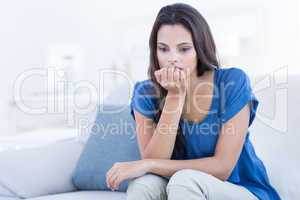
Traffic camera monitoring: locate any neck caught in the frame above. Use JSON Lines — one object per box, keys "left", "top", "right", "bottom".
{"left": 186, "top": 70, "right": 211, "bottom": 95}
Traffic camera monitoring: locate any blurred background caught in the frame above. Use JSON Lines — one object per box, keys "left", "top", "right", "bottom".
{"left": 0, "top": 0, "right": 299, "bottom": 140}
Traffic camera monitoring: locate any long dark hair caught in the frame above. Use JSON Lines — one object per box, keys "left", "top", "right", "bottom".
{"left": 147, "top": 3, "right": 220, "bottom": 159}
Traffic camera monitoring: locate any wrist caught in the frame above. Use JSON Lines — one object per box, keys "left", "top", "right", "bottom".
{"left": 142, "top": 159, "right": 156, "bottom": 173}
{"left": 167, "top": 89, "right": 186, "bottom": 97}
{"left": 166, "top": 91, "right": 186, "bottom": 102}
{"left": 166, "top": 92, "right": 186, "bottom": 109}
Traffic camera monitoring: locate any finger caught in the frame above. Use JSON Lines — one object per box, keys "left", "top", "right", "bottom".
{"left": 174, "top": 68, "right": 180, "bottom": 83}
{"left": 154, "top": 70, "right": 161, "bottom": 83}
{"left": 179, "top": 70, "right": 186, "bottom": 83}
{"left": 161, "top": 68, "right": 168, "bottom": 84}
{"left": 106, "top": 168, "right": 113, "bottom": 186}
{"left": 106, "top": 169, "right": 113, "bottom": 188}
{"left": 108, "top": 169, "right": 119, "bottom": 189}
{"left": 185, "top": 67, "right": 191, "bottom": 76}
{"left": 111, "top": 174, "right": 123, "bottom": 190}
{"left": 106, "top": 166, "right": 118, "bottom": 188}
{"left": 167, "top": 67, "right": 173, "bottom": 83}
{"left": 110, "top": 173, "right": 119, "bottom": 191}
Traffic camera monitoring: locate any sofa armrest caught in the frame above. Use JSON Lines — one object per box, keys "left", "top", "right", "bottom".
{"left": 0, "top": 138, "right": 84, "bottom": 198}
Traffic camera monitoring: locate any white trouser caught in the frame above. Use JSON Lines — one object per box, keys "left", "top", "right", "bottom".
{"left": 126, "top": 169, "right": 258, "bottom": 200}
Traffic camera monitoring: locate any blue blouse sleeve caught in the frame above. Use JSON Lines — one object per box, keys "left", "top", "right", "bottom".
{"left": 219, "top": 68, "right": 259, "bottom": 127}
{"left": 130, "top": 80, "right": 159, "bottom": 121}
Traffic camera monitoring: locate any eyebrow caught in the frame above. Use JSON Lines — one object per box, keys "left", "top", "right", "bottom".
{"left": 157, "top": 42, "right": 193, "bottom": 46}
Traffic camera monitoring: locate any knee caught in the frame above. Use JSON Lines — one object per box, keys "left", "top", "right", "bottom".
{"left": 127, "top": 174, "right": 167, "bottom": 200}
{"left": 166, "top": 169, "right": 213, "bottom": 198}
{"left": 168, "top": 169, "right": 212, "bottom": 186}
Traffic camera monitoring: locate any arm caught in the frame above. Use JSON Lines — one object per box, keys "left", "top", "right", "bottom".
{"left": 145, "top": 103, "right": 250, "bottom": 181}
{"left": 135, "top": 66, "right": 187, "bottom": 159}
{"left": 135, "top": 92, "right": 185, "bottom": 159}
{"left": 106, "top": 103, "right": 251, "bottom": 191}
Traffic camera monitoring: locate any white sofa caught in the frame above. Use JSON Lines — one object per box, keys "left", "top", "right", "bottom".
{"left": 0, "top": 72, "right": 299, "bottom": 199}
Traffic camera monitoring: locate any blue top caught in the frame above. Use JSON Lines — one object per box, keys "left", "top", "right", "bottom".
{"left": 130, "top": 67, "right": 281, "bottom": 200}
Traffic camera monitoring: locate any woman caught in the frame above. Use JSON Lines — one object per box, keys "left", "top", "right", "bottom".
{"left": 106, "top": 3, "right": 281, "bottom": 200}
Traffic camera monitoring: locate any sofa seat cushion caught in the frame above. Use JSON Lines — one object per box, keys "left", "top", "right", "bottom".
{"left": 27, "top": 191, "right": 126, "bottom": 200}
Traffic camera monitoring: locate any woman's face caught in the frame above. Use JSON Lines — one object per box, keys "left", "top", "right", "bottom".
{"left": 156, "top": 24, "right": 198, "bottom": 77}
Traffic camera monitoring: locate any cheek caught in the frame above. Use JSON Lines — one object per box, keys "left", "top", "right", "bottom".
{"left": 182, "top": 52, "right": 197, "bottom": 69}
{"left": 156, "top": 51, "right": 168, "bottom": 68}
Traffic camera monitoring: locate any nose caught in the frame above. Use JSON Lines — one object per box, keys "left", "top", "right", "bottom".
{"left": 167, "top": 52, "right": 179, "bottom": 65}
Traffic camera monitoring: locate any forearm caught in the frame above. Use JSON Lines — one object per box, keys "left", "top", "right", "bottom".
{"left": 143, "top": 92, "right": 185, "bottom": 159}
{"left": 145, "top": 157, "right": 230, "bottom": 181}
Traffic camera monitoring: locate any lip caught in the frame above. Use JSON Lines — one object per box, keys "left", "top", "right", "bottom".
{"left": 169, "top": 65, "right": 182, "bottom": 70}
{"left": 163, "top": 64, "right": 184, "bottom": 70}
{"left": 174, "top": 66, "right": 184, "bottom": 70}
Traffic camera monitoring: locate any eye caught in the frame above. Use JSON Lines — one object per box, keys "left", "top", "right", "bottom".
{"left": 158, "top": 46, "right": 167, "bottom": 52}
{"left": 180, "top": 47, "right": 191, "bottom": 52}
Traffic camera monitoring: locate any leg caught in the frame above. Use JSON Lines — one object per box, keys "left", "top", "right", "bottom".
{"left": 126, "top": 173, "right": 168, "bottom": 200}
{"left": 166, "top": 169, "right": 258, "bottom": 200}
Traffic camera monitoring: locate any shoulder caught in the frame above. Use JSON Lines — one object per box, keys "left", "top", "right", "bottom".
{"left": 130, "top": 79, "right": 159, "bottom": 120}
{"left": 133, "top": 79, "right": 159, "bottom": 96}
{"left": 217, "top": 67, "right": 250, "bottom": 89}
{"left": 217, "top": 67, "right": 259, "bottom": 126}
{"left": 218, "top": 67, "right": 249, "bottom": 83}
